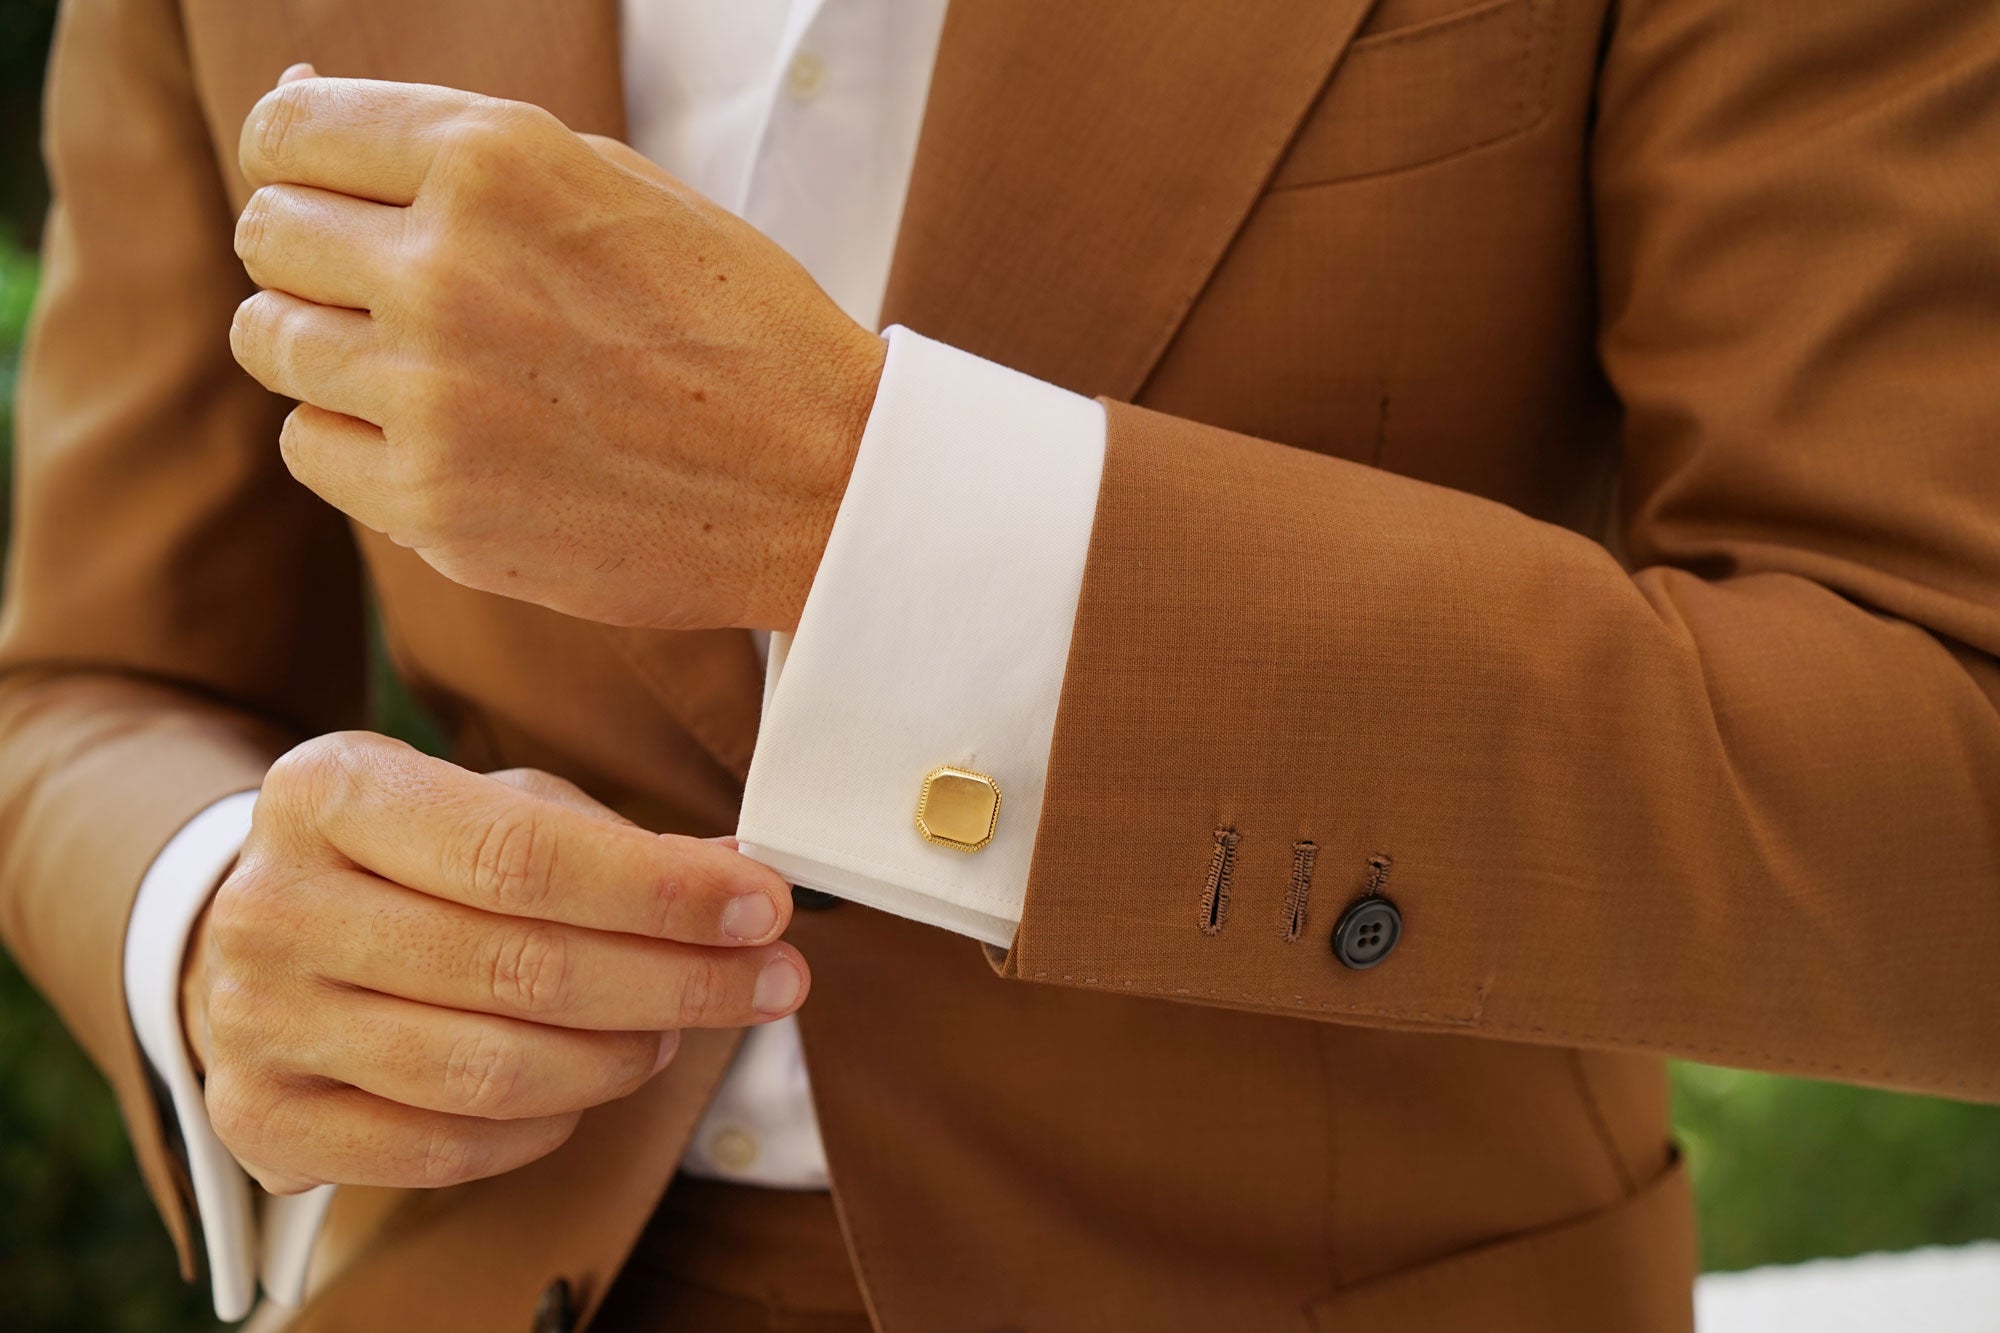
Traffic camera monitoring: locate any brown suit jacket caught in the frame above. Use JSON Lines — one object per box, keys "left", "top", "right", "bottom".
{"left": 7, "top": 0, "right": 2000, "bottom": 1327}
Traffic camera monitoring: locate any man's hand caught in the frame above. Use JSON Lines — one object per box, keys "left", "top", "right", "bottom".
{"left": 179, "top": 731, "right": 806, "bottom": 1195}
{"left": 228, "top": 73, "right": 886, "bottom": 633}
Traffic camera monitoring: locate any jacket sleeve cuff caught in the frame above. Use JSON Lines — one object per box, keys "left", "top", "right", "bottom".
{"left": 737, "top": 326, "right": 1106, "bottom": 947}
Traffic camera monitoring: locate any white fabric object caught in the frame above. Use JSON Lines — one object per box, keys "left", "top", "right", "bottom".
{"left": 124, "top": 792, "right": 263, "bottom": 1322}
{"left": 739, "top": 327, "right": 1105, "bottom": 945}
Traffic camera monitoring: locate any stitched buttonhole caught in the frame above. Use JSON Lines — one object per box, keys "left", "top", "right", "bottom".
{"left": 1363, "top": 854, "right": 1393, "bottom": 897}
{"left": 1200, "top": 827, "right": 1239, "bottom": 936}
{"left": 1281, "top": 840, "right": 1318, "bottom": 942}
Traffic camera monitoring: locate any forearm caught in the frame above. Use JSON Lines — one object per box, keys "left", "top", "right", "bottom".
{"left": 1001, "top": 402, "right": 2000, "bottom": 1100}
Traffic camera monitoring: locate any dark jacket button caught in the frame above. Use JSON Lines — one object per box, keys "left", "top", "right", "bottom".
{"left": 1332, "top": 897, "right": 1402, "bottom": 970}
{"left": 532, "top": 1278, "right": 574, "bottom": 1333}
{"left": 791, "top": 885, "right": 843, "bottom": 911}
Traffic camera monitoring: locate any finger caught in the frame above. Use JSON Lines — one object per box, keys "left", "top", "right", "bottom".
{"left": 275, "top": 403, "right": 409, "bottom": 536}
{"left": 296, "top": 987, "right": 672, "bottom": 1120}
{"left": 485, "top": 769, "right": 638, "bottom": 828}
{"left": 207, "top": 1070, "right": 578, "bottom": 1192}
{"left": 279, "top": 63, "right": 318, "bottom": 86}
{"left": 237, "top": 183, "right": 406, "bottom": 311}
{"left": 232, "top": 290, "right": 389, "bottom": 423}
{"left": 310, "top": 867, "right": 807, "bottom": 1024}
{"left": 271, "top": 735, "right": 792, "bottom": 943}
{"left": 240, "top": 77, "right": 490, "bottom": 202}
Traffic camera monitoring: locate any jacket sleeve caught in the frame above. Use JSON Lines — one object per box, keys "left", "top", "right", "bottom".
{"left": 1001, "top": 0, "right": 2000, "bottom": 1102}
{"left": 0, "top": 0, "right": 365, "bottom": 1274}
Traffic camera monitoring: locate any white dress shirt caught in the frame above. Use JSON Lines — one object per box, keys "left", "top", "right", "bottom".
{"left": 124, "top": 0, "right": 1108, "bottom": 1317}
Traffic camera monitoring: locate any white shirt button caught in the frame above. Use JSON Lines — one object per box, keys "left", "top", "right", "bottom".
{"left": 708, "top": 1127, "right": 760, "bottom": 1173}
{"left": 786, "top": 49, "right": 828, "bottom": 101}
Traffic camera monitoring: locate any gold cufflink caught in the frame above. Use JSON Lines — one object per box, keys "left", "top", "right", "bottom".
{"left": 916, "top": 766, "right": 1001, "bottom": 852}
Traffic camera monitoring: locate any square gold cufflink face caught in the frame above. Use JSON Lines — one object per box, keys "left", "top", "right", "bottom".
{"left": 916, "top": 766, "right": 1001, "bottom": 852}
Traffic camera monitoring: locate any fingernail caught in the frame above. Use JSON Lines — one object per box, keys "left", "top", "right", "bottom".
{"left": 721, "top": 892, "right": 778, "bottom": 942}
{"left": 652, "top": 1030, "right": 681, "bottom": 1074}
{"left": 753, "top": 957, "right": 803, "bottom": 1015}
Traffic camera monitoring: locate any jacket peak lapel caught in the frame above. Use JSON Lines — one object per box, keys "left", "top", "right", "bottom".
{"left": 882, "top": 0, "right": 1382, "bottom": 402}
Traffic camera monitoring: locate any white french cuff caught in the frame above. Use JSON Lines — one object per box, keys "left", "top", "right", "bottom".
{"left": 123, "top": 789, "right": 335, "bottom": 1320}
{"left": 737, "top": 326, "right": 1107, "bottom": 947}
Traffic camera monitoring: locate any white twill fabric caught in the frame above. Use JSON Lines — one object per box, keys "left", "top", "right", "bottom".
{"left": 739, "top": 328, "right": 1105, "bottom": 948}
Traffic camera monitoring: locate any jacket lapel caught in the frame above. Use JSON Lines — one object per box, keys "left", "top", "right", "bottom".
{"left": 881, "top": 0, "right": 1383, "bottom": 401}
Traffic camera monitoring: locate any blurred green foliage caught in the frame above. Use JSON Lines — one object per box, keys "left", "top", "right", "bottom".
{"left": 1677, "top": 1064, "right": 2000, "bottom": 1272}
{"left": 0, "top": 954, "right": 220, "bottom": 1332}
{"left": 1, "top": 4, "right": 1999, "bottom": 1319}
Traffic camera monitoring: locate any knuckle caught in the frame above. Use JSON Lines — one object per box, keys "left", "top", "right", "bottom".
{"left": 414, "top": 1124, "right": 484, "bottom": 1187}
{"left": 674, "top": 954, "right": 726, "bottom": 1024}
{"left": 277, "top": 405, "right": 311, "bottom": 474}
{"left": 442, "top": 1029, "right": 524, "bottom": 1117}
{"left": 432, "top": 112, "right": 513, "bottom": 189}
{"left": 267, "top": 731, "right": 381, "bottom": 829}
{"left": 204, "top": 1069, "right": 278, "bottom": 1154}
{"left": 208, "top": 862, "right": 301, "bottom": 967}
{"left": 205, "top": 877, "right": 263, "bottom": 960}
{"left": 427, "top": 102, "right": 563, "bottom": 202}
{"left": 268, "top": 731, "right": 358, "bottom": 797}
{"left": 234, "top": 190, "right": 274, "bottom": 264}
{"left": 255, "top": 88, "right": 308, "bottom": 174}
{"left": 200, "top": 972, "right": 261, "bottom": 1039}
{"left": 230, "top": 292, "right": 273, "bottom": 362}
{"left": 399, "top": 233, "right": 462, "bottom": 313}
{"left": 469, "top": 808, "right": 557, "bottom": 915}
{"left": 206, "top": 1071, "right": 327, "bottom": 1192}
{"left": 486, "top": 924, "right": 572, "bottom": 1015}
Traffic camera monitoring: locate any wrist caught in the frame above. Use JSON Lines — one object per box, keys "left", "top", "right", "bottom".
{"left": 761, "top": 327, "right": 887, "bottom": 633}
